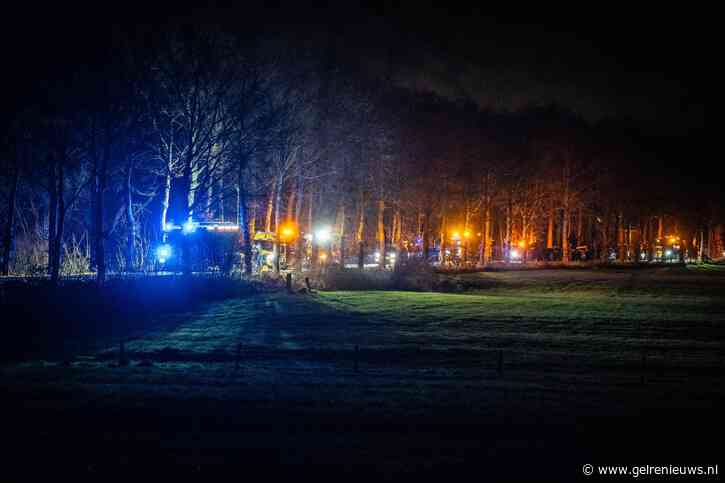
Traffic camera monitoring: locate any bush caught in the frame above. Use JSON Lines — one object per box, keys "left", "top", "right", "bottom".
{"left": 321, "top": 266, "right": 393, "bottom": 291}
{"left": 320, "top": 258, "right": 438, "bottom": 292}
{"left": 391, "top": 258, "right": 438, "bottom": 291}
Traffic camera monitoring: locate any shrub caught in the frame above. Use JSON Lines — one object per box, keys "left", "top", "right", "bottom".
{"left": 319, "top": 258, "right": 438, "bottom": 292}
{"left": 391, "top": 258, "right": 438, "bottom": 291}
{"left": 321, "top": 266, "right": 393, "bottom": 291}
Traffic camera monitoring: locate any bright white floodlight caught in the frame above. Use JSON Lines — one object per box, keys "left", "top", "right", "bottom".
{"left": 315, "top": 226, "right": 332, "bottom": 243}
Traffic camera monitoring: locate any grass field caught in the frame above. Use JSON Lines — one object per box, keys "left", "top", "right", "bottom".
{"left": 3, "top": 266, "right": 724, "bottom": 479}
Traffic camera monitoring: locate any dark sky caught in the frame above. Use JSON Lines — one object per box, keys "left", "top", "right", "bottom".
{"left": 2, "top": 4, "right": 704, "bottom": 138}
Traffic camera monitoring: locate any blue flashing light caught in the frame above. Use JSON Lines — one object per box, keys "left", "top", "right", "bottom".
{"left": 156, "top": 244, "right": 172, "bottom": 263}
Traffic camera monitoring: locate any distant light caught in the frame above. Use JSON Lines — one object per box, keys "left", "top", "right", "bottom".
{"left": 156, "top": 244, "right": 172, "bottom": 263}
{"left": 451, "top": 231, "right": 461, "bottom": 241}
{"left": 164, "top": 222, "right": 176, "bottom": 232}
{"left": 315, "top": 226, "right": 331, "bottom": 243}
{"left": 374, "top": 251, "right": 381, "bottom": 261}
{"left": 665, "top": 250, "right": 673, "bottom": 257}
{"left": 266, "top": 253, "right": 275, "bottom": 264}
{"left": 464, "top": 230, "right": 471, "bottom": 239}
{"left": 518, "top": 240, "right": 526, "bottom": 248}
{"left": 183, "top": 220, "right": 197, "bottom": 234}
{"left": 319, "top": 252, "right": 327, "bottom": 261}
{"left": 510, "top": 249, "right": 521, "bottom": 260}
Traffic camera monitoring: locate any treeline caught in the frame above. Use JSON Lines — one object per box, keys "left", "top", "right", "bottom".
{"left": 0, "top": 26, "right": 721, "bottom": 281}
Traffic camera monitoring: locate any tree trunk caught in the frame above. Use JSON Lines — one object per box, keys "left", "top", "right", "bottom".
{"left": 50, "top": 157, "right": 65, "bottom": 284}
{"left": 161, "top": 169, "right": 172, "bottom": 233}
{"left": 338, "top": 202, "right": 346, "bottom": 265}
{"left": 93, "top": 123, "right": 108, "bottom": 284}
{"left": 617, "top": 212, "right": 625, "bottom": 262}
{"left": 357, "top": 190, "right": 365, "bottom": 270}
{"left": 485, "top": 203, "right": 492, "bottom": 263}
{"left": 272, "top": 177, "right": 283, "bottom": 274}
{"left": 439, "top": 212, "right": 447, "bottom": 266}
{"left": 181, "top": 153, "right": 193, "bottom": 275}
{"left": 377, "top": 198, "right": 385, "bottom": 268}
{"left": 47, "top": 155, "right": 58, "bottom": 282}
{"left": 423, "top": 207, "right": 431, "bottom": 263}
{"left": 287, "top": 190, "right": 296, "bottom": 222}
{"left": 238, "top": 172, "right": 253, "bottom": 276}
{"left": 546, "top": 206, "right": 554, "bottom": 250}
{"left": 218, "top": 171, "right": 225, "bottom": 221}
{"left": 576, "top": 206, "right": 583, "bottom": 246}
{"left": 161, "top": 129, "right": 173, "bottom": 232}
{"left": 125, "top": 165, "right": 136, "bottom": 272}
{"left": 1, "top": 161, "right": 19, "bottom": 276}
{"left": 463, "top": 201, "right": 471, "bottom": 264}
{"left": 264, "top": 183, "right": 275, "bottom": 233}
{"left": 479, "top": 174, "right": 491, "bottom": 266}
{"left": 309, "top": 191, "right": 318, "bottom": 272}
{"left": 561, "top": 157, "right": 571, "bottom": 264}
{"left": 522, "top": 214, "right": 528, "bottom": 263}
{"left": 294, "top": 184, "right": 304, "bottom": 272}
{"left": 188, "top": 158, "right": 199, "bottom": 222}
{"left": 505, "top": 191, "right": 512, "bottom": 262}
{"left": 391, "top": 209, "right": 398, "bottom": 249}
{"left": 249, "top": 201, "right": 257, "bottom": 237}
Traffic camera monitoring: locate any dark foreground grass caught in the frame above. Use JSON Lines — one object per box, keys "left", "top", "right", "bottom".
{"left": 3, "top": 268, "right": 724, "bottom": 480}
{"left": 0, "top": 275, "right": 266, "bottom": 361}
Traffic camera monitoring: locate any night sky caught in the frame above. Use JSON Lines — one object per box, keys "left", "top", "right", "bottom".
{"left": 3, "top": 4, "right": 704, "bottom": 144}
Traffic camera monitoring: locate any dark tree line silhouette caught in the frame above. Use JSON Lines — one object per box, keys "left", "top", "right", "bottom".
{"left": 0, "top": 25, "right": 720, "bottom": 281}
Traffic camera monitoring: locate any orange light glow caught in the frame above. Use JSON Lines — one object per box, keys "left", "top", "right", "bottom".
{"left": 464, "top": 230, "right": 471, "bottom": 239}
{"left": 278, "top": 222, "right": 299, "bottom": 242}
{"left": 518, "top": 240, "right": 526, "bottom": 248}
{"left": 319, "top": 252, "right": 327, "bottom": 261}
